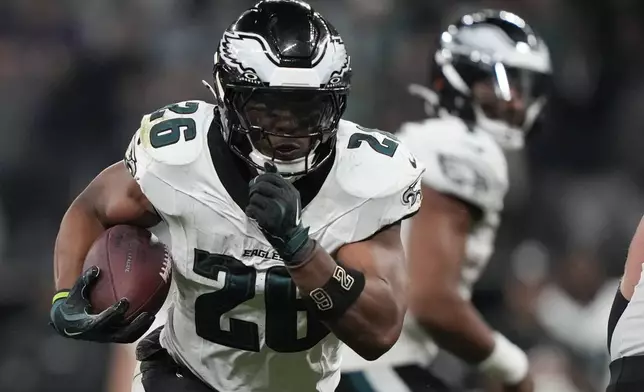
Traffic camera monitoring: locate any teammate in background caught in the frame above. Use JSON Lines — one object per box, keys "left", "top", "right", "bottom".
{"left": 48, "top": 1, "right": 424, "bottom": 391}
{"left": 607, "top": 216, "right": 644, "bottom": 391}
{"left": 340, "top": 10, "right": 552, "bottom": 392}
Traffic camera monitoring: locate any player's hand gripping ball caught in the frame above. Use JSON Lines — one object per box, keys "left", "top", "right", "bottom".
{"left": 245, "top": 163, "right": 314, "bottom": 265}
{"left": 50, "top": 225, "right": 171, "bottom": 343}
{"left": 50, "top": 266, "right": 155, "bottom": 343}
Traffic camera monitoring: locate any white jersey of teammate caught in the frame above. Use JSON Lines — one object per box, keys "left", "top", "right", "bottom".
{"left": 125, "top": 100, "right": 423, "bottom": 392}
{"left": 342, "top": 113, "right": 509, "bottom": 372}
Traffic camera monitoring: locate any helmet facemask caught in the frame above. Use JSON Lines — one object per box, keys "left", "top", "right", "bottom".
{"left": 214, "top": 63, "right": 348, "bottom": 178}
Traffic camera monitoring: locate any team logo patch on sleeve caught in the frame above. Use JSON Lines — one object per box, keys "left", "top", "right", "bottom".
{"left": 401, "top": 178, "right": 422, "bottom": 207}
{"left": 124, "top": 137, "right": 138, "bottom": 177}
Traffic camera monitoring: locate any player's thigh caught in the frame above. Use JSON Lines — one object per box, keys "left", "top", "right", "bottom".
{"left": 338, "top": 365, "right": 454, "bottom": 392}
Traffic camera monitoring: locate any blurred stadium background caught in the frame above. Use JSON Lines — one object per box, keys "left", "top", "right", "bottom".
{"left": 2, "top": 0, "right": 643, "bottom": 391}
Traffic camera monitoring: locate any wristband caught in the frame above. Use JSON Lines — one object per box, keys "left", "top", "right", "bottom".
{"left": 478, "top": 332, "right": 529, "bottom": 385}
{"left": 306, "top": 261, "right": 365, "bottom": 321}
{"left": 52, "top": 289, "right": 70, "bottom": 304}
{"left": 50, "top": 289, "right": 71, "bottom": 334}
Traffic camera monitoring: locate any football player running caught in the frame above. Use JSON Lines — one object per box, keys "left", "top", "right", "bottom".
{"left": 340, "top": 10, "right": 552, "bottom": 392}
{"left": 48, "top": 1, "right": 424, "bottom": 391}
{"left": 607, "top": 216, "right": 644, "bottom": 391}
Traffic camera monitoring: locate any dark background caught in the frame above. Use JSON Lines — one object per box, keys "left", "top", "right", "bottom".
{"left": 2, "top": 0, "right": 642, "bottom": 391}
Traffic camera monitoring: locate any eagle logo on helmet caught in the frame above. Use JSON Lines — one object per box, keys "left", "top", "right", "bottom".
{"left": 218, "top": 31, "right": 274, "bottom": 83}
{"left": 219, "top": 30, "right": 350, "bottom": 87}
{"left": 326, "top": 36, "right": 350, "bottom": 87}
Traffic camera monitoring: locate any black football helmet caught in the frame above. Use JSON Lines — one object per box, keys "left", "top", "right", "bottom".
{"left": 211, "top": 0, "right": 351, "bottom": 178}
{"left": 425, "top": 10, "right": 551, "bottom": 149}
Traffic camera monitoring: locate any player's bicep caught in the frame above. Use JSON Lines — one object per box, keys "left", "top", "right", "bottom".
{"left": 621, "top": 216, "right": 644, "bottom": 299}
{"left": 79, "top": 162, "right": 160, "bottom": 228}
{"left": 336, "top": 224, "right": 406, "bottom": 302}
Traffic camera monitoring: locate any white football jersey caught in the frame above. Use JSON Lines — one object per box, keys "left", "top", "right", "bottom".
{"left": 342, "top": 114, "right": 509, "bottom": 373}
{"left": 124, "top": 100, "right": 424, "bottom": 392}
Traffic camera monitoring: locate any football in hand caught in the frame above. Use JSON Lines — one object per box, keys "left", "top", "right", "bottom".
{"left": 83, "top": 225, "right": 171, "bottom": 322}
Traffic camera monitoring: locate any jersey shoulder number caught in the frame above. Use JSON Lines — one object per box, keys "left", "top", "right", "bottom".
{"left": 137, "top": 100, "right": 214, "bottom": 166}
{"left": 335, "top": 120, "right": 425, "bottom": 200}
{"left": 124, "top": 100, "right": 214, "bottom": 216}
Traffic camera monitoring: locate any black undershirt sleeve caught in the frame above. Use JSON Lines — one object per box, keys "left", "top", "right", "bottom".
{"left": 608, "top": 286, "right": 630, "bottom": 354}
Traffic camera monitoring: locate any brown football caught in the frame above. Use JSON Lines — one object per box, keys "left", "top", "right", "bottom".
{"left": 83, "top": 225, "right": 171, "bottom": 322}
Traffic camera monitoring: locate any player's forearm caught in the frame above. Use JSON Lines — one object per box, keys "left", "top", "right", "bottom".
{"left": 54, "top": 197, "right": 106, "bottom": 290}
{"left": 326, "top": 277, "right": 402, "bottom": 360}
{"left": 288, "top": 244, "right": 402, "bottom": 360}
{"left": 410, "top": 288, "right": 495, "bottom": 363}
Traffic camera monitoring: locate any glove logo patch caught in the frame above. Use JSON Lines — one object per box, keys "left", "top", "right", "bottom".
{"left": 295, "top": 197, "right": 301, "bottom": 226}
{"left": 64, "top": 329, "right": 84, "bottom": 337}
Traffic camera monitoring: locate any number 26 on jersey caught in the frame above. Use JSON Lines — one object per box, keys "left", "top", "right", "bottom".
{"left": 193, "top": 250, "right": 330, "bottom": 353}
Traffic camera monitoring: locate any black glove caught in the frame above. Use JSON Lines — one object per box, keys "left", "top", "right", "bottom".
{"left": 245, "top": 163, "right": 315, "bottom": 265}
{"left": 50, "top": 266, "right": 155, "bottom": 344}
